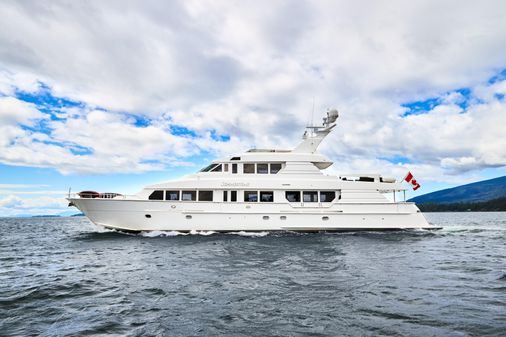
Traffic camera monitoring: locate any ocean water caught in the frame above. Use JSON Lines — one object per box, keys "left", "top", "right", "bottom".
{"left": 0, "top": 213, "right": 505, "bottom": 337}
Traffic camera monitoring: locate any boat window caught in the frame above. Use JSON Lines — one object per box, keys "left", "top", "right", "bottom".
{"left": 210, "top": 164, "right": 222, "bottom": 172}
{"left": 270, "top": 163, "right": 282, "bottom": 174}
{"left": 244, "top": 191, "right": 258, "bottom": 202}
{"left": 231, "top": 191, "right": 237, "bottom": 202}
{"left": 231, "top": 156, "right": 241, "bottom": 161}
{"left": 285, "top": 191, "right": 301, "bottom": 202}
{"left": 223, "top": 190, "right": 228, "bottom": 202}
{"left": 319, "top": 191, "right": 335, "bottom": 202}
{"left": 166, "top": 190, "right": 180, "bottom": 201}
{"left": 260, "top": 191, "right": 274, "bottom": 202}
{"left": 148, "top": 190, "right": 164, "bottom": 200}
{"left": 257, "top": 164, "right": 268, "bottom": 174}
{"left": 243, "top": 163, "right": 255, "bottom": 174}
{"left": 303, "top": 191, "right": 318, "bottom": 202}
{"left": 181, "top": 190, "right": 197, "bottom": 201}
{"left": 359, "top": 176, "right": 375, "bottom": 182}
{"left": 200, "top": 164, "right": 216, "bottom": 172}
{"left": 198, "top": 190, "right": 213, "bottom": 201}
{"left": 232, "top": 164, "right": 237, "bottom": 174}
{"left": 224, "top": 164, "right": 229, "bottom": 172}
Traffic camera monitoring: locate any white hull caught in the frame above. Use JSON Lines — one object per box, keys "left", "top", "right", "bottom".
{"left": 70, "top": 198, "right": 436, "bottom": 232}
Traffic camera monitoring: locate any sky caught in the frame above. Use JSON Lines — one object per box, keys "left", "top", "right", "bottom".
{"left": 1, "top": 0, "right": 505, "bottom": 216}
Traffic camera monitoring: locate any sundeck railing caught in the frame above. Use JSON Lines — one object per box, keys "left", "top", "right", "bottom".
{"left": 69, "top": 192, "right": 125, "bottom": 199}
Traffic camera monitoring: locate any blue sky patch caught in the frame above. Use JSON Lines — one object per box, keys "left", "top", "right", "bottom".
{"left": 379, "top": 155, "right": 411, "bottom": 165}
{"left": 210, "top": 130, "right": 230, "bottom": 142}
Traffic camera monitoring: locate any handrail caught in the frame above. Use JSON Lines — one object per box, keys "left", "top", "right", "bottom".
{"left": 69, "top": 192, "right": 126, "bottom": 199}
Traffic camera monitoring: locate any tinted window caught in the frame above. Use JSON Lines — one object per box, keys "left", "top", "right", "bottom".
{"left": 286, "top": 191, "right": 301, "bottom": 202}
{"left": 166, "top": 190, "right": 179, "bottom": 201}
{"left": 244, "top": 191, "right": 258, "bottom": 202}
{"left": 223, "top": 190, "right": 228, "bottom": 202}
{"left": 257, "top": 164, "right": 268, "bottom": 174}
{"left": 210, "top": 164, "right": 222, "bottom": 172}
{"left": 231, "top": 156, "right": 241, "bottom": 160}
{"left": 232, "top": 164, "right": 237, "bottom": 174}
{"left": 244, "top": 164, "right": 255, "bottom": 174}
{"left": 200, "top": 164, "right": 215, "bottom": 172}
{"left": 181, "top": 191, "right": 196, "bottom": 201}
{"left": 148, "top": 190, "right": 164, "bottom": 200}
{"left": 224, "top": 164, "right": 229, "bottom": 172}
{"left": 260, "top": 191, "right": 274, "bottom": 202}
{"left": 231, "top": 190, "right": 237, "bottom": 202}
{"left": 270, "top": 163, "right": 282, "bottom": 174}
{"left": 198, "top": 190, "right": 213, "bottom": 201}
{"left": 320, "top": 191, "right": 335, "bottom": 202}
{"left": 303, "top": 191, "right": 318, "bottom": 202}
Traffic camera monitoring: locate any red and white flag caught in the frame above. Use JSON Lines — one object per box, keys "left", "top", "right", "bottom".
{"left": 404, "top": 171, "right": 421, "bottom": 190}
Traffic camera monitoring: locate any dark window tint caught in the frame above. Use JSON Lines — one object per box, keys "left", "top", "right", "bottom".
{"left": 181, "top": 191, "right": 196, "bottom": 201}
{"left": 224, "top": 164, "right": 229, "bottom": 172}
{"left": 200, "top": 164, "right": 215, "bottom": 172}
{"left": 231, "top": 156, "right": 241, "bottom": 161}
{"left": 303, "top": 191, "right": 318, "bottom": 202}
{"left": 244, "top": 191, "right": 258, "bottom": 202}
{"left": 270, "top": 163, "right": 282, "bottom": 174}
{"left": 260, "top": 191, "right": 274, "bottom": 202}
{"left": 359, "top": 176, "right": 375, "bottom": 182}
{"left": 244, "top": 164, "right": 255, "bottom": 174}
{"left": 149, "top": 190, "right": 164, "bottom": 200}
{"left": 285, "top": 191, "right": 301, "bottom": 202}
{"left": 210, "top": 164, "right": 222, "bottom": 172}
{"left": 257, "top": 164, "right": 268, "bottom": 174}
{"left": 231, "top": 191, "right": 237, "bottom": 202}
{"left": 166, "top": 190, "right": 179, "bottom": 201}
{"left": 198, "top": 190, "right": 213, "bottom": 201}
{"left": 223, "top": 191, "right": 228, "bottom": 202}
{"left": 232, "top": 164, "right": 237, "bottom": 174}
{"left": 320, "top": 191, "right": 335, "bottom": 202}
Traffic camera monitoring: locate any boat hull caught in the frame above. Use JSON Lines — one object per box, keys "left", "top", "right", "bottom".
{"left": 69, "top": 198, "right": 439, "bottom": 232}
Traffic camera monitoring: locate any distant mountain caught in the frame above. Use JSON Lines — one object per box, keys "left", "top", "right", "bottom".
{"left": 409, "top": 176, "right": 506, "bottom": 204}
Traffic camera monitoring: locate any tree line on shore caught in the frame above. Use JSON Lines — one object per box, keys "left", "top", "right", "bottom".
{"left": 417, "top": 197, "right": 506, "bottom": 212}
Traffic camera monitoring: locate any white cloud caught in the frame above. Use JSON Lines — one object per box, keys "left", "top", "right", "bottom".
{"left": 0, "top": 194, "right": 68, "bottom": 217}
{"left": 0, "top": 96, "right": 45, "bottom": 126}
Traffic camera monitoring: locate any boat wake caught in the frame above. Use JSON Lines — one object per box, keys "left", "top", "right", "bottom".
{"left": 139, "top": 230, "right": 270, "bottom": 237}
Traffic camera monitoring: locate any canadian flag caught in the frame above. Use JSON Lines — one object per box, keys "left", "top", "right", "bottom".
{"left": 404, "top": 171, "right": 421, "bottom": 190}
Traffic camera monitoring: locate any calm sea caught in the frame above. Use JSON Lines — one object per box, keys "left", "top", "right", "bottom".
{"left": 0, "top": 213, "right": 505, "bottom": 337}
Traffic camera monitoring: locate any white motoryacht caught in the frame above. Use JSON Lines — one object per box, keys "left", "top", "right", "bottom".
{"left": 68, "top": 110, "right": 439, "bottom": 232}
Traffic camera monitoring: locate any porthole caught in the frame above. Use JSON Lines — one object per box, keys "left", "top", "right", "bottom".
{"left": 186, "top": 215, "right": 192, "bottom": 219}
{"left": 280, "top": 216, "right": 287, "bottom": 220}
{"left": 145, "top": 214, "right": 151, "bottom": 218}
{"left": 263, "top": 216, "right": 269, "bottom": 220}
{"left": 322, "top": 216, "right": 329, "bottom": 221}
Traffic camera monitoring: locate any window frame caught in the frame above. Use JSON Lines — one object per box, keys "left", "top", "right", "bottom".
{"left": 210, "top": 164, "right": 222, "bottom": 172}
{"left": 165, "top": 190, "right": 180, "bottom": 201}
{"left": 244, "top": 191, "right": 258, "bottom": 202}
{"left": 256, "top": 163, "right": 268, "bottom": 174}
{"left": 259, "top": 191, "right": 274, "bottom": 202}
{"left": 270, "top": 163, "right": 282, "bottom": 174}
{"left": 181, "top": 190, "right": 197, "bottom": 201}
{"left": 198, "top": 190, "right": 213, "bottom": 202}
{"left": 148, "top": 190, "right": 164, "bottom": 200}
{"left": 243, "top": 163, "right": 255, "bottom": 174}
{"left": 285, "top": 191, "right": 301, "bottom": 202}
{"left": 319, "top": 191, "right": 336, "bottom": 203}
{"left": 303, "top": 191, "right": 318, "bottom": 203}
